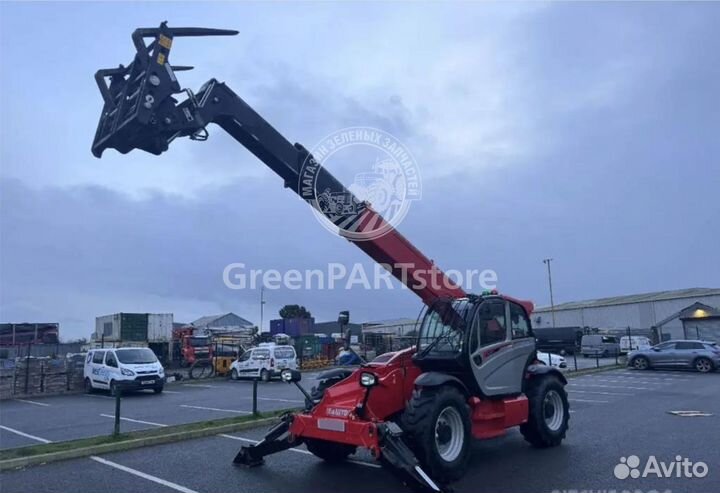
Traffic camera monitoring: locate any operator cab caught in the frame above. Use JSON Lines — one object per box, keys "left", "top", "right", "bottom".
{"left": 413, "top": 292, "right": 536, "bottom": 397}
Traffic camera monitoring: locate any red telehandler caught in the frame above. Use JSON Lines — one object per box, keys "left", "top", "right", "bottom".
{"left": 92, "top": 23, "right": 570, "bottom": 492}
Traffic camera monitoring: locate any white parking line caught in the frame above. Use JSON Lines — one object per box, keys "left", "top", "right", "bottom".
{"left": 84, "top": 394, "right": 114, "bottom": 399}
{"left": 569, "top": 398, "right": 610, "bottom": 403}
{"left": 180, "top": 404, "right": 250, "bottom": 414}
{"left": 182, "top": 384, "right": 219, "bottom": 389}
{"left": 99, "top": 414, "right": 168, "bottom": 427}
{"left": 218, "top": 434, "right": 381, "bottom": 468}
{"left": 569, "top": 390, "right": 632, "bottom": 396}
{"left": 90, "top": 456, "right": 199, "bottom": 493}
{"left": 161, "top": 390, "right": 182, "bottom": 394}
{"left": 576, "top": 379, "right": 666, "bottom": 385}
{"left": 256, "top": 397, "right": 305, "bottom": 404}
{"left": 0, "top": 425, "right": 52, "bottom": 443}
{"left": 14, "top": 399, "right": 50, "bottom": 407}
{"left": 568, "top": 383, "right": 652, "bottom": 390}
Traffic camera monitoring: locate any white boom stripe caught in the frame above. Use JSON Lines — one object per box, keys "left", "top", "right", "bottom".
{"left": 99, "top": 414, "right": 168, "bottom": 427}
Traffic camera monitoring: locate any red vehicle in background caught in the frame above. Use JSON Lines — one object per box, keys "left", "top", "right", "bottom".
{"left": 172, "top": 327, "right": 213, "bottom": 366}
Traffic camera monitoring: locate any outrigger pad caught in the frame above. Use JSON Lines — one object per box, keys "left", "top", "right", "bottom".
{"left": 377, "top": 422, "right": 447, "bottom": 493}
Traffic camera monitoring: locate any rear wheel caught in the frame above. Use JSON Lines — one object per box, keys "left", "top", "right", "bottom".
{"left": 402, "top": 385, "right": 471, "bottom": 483}
{"left": 305, "top": 438, "right": 355, "bottom": 462}
{"left": 520, "top": 376, "right": 569, "bottom": 448}
{"left": 260, "top": 369, "right": 270, "bottom": 383}
{"left": 694, "top": 357, "right": 713, "bottom": 373}
{"left": 632, "top": 356, "right": 650, "bottom": 370}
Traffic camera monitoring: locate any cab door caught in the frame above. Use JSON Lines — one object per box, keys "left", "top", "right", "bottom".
{"left": 469, "top": 299, "right": 535, "bottom": 396}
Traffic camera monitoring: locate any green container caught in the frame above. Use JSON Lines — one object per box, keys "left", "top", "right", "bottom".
{"left": 294, "top": 335, "right": 321, "bottom": 359}
{"left": 120, "top": 313, "right": 149, "bottom": 341}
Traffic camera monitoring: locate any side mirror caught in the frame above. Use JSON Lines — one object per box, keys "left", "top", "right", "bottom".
{"left": 280, "top": 369, "right": 302, "bottom": 383}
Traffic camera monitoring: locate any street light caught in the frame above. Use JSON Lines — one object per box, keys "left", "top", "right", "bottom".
{"left": 259, "top": 287, "right": 266, "bottom": 333}
{"left": 542, "top": 258, "right": 556, "bottom": 328}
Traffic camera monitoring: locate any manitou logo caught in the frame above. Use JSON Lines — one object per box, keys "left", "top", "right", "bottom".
{"left": 614, "top": 455, "right": 709, "bottom": 479}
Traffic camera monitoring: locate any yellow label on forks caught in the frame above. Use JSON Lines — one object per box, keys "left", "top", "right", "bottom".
{"left": 158, "top": 34, "right": 173, "bottom": 49}
{"left": 157, "top": 53, "right": 166, "bottom": 65}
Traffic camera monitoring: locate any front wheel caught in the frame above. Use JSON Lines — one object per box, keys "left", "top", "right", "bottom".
{"left": 695, "top": 357, "right": 714, "bottom": 373}
{"left": 305, "top": 438, "right": 356, "bottom": 462}
{"left": 402, "top": 386, "right": 471, "bottom": 483}
{"left": 230, "top": 369, "right": 239, "bottom": 381}
{"left": 84, "top": 378, "right": 94, "bottom": 394}
{"left": 260, "top": 369, "right": 270, "bottom": 383}
{"left": 632, "top": 356, "right": 650, "bottom": 370}
{"left": 521, "top": 376, "right": 570, "bottom": 448}
{"left": 109, "top": 380, "right": 118, "bottom": 397}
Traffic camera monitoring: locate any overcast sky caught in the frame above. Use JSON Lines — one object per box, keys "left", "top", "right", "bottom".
{"left": 1, "top": 2, "right": 718, "bottom": 340}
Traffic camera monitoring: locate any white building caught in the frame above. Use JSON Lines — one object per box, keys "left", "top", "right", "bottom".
{"left": 533, "top": 288, "right": 720, "bottom": 341}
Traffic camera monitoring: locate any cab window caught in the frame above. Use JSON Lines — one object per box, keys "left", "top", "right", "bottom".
{"left": 105, "top": 352, "right": 118, "bottom": 368}
{"left": 238, "top": 351, "right": 251, "bottom": 362}
{"left": 92, "top": 351, "right": 105, "bottom": 364}
{"left": 480, "top": 302, "right": 507, "bottom": 346}
{"left": 510, "top": 303, "right": 531, "bottom": 339}
{"left": 252, "top": 349, "right": 271, "bottom": 360}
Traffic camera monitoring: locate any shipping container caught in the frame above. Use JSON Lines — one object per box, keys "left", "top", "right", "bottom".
{"left": 294, "top": 335, "right": 321, "bottom": 360}
{"left": 120, "top": 313, "right": 148, "bottom": 341}
{"left": 270, "top": 317, "right": 315, "bottom": 337}
{"left": 147, "top": 313, "right": 174, "bottom": 342}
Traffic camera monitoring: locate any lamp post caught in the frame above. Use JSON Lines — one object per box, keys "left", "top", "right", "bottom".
{"left": 543, "top": 258, "right": 556, "bottom": 328}
{"left": 259, "top": 287, "right": 266, "bottom": 333}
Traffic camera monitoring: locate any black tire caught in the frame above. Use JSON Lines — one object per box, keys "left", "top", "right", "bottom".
{"left": 231, "top": 369, "right": 239, "bottom": 381}
{"left": 260, "top": 369, "right": 270, "bottom": 383}
{"left": 305, "top": 438, "right": 356, "bottom": 462}
{"left": 402, "top": 385, "right": 471, "bottom": 483}
{"left": 109, "top": 380, "right": 118, "bottom": 397}
{"left": 631, "top": 356, "right": 650, "bottom": 371}
{"left": 84, "top": 377, "right": 95, "bottom": 394}
{"left": 694, "top": 357, "right": 714, "bottom": 373}
{"left": 520, "top": 376, "right": 569, "bottom": 448}
{"left": 154, "top": 385, "right": 164, "bottom": 394}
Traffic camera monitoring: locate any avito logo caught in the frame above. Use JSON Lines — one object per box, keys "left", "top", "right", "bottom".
{"left": 614, "top": 455, "right": 709, "bottom": 479}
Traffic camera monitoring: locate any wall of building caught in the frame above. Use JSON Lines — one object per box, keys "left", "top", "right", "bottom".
{"left": 534, "top": 294, "right": 720, "bottom": 332}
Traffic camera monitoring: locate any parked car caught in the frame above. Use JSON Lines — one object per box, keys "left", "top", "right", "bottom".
{"left": 628, "top": 340, "right": 720, "bottom": 373}
{"left": 581, "top": 334, "right": 620, "bottom": 357}
{"left": 536, "top": 351, "right": 567, "bottom": 369}
{"left": 230, "top": 344, "right": 298, "bottom": 382}
{"left": 620, "top": 336, "right": 652, "bottom": 354}
{"left": 84, "top": 347, "right": 165, "bottom": 395}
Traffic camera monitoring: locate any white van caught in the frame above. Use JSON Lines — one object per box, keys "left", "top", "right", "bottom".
{"left": 84, "top": 347, "right": 165, "bottom": 395}
{"left": 230, "top": 344, "right": 298, "bottom": 382}
{"left": 620, "top": 336, "right": 652, "bottom": 354}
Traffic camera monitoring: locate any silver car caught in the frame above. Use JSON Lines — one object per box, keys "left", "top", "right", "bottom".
{"left": 628, "top": 340, "right": 720, "bottom": 373}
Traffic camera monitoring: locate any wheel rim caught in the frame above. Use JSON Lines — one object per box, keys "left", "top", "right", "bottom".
{"left": 634, "top": 358, "right": 647, "bottom": 370}
{"left": 543, "top": 390, "right": 565, "bottom": 432}
{"left": 434, "top": 406, "right": 464, "bottom": 462}
{"left": 697, "top": 359, "right": 711, "bottom": 372}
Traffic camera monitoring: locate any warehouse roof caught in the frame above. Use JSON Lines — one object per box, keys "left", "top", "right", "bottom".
{"left": 192, "top": 313, "right": 253, "bottom": 327}
{"left": 535, "top": 288, "right": 720, "bottom": 313}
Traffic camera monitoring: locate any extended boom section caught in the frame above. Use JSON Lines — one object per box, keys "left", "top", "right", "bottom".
{"left": 92, "top": 22, "right": 465, "bottom": 306}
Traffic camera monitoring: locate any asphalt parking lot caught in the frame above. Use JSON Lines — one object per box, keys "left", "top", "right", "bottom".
{"left": 1, "top": 368, "right": 718, "bottom": 493}
{"left": 0, "top": 374, "right": 319, "bottom": 450}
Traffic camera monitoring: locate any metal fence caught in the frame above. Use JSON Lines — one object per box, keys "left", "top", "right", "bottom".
{"left": 0, "top": 353, "right": 86, "bottom": 399}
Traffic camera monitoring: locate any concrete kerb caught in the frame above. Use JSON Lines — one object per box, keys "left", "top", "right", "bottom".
{"left": 0, "top": 416, "right": 279, "bottom": 472}
{"left": 564, "top": 364, "right": 624, "bottom": 378}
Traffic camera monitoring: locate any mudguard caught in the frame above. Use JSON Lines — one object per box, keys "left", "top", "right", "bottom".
{"left": 414, "top": 371, "right": 469, "bottom": 395}
{"left": 525, "top": 364, "right": 568, "bottom": 385}
{"left": 316, "top": 368, "right": 354, "bottom": 382}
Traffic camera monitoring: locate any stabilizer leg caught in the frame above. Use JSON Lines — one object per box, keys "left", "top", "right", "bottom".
{"left": 233, "top": 415, "right": 300, "bottom": 467}
{"left": 378, "top": 422, "right": 449, "bottom": 493}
